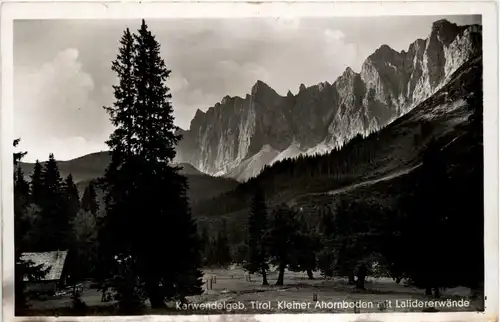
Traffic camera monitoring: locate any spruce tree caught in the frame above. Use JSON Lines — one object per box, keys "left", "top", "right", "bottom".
{"left": 317, "top": 206, "right": 336, "bottom": 277}
{"left": 64, "top": 174, "right": 80, "bottom": 221}
{"left": 63, "top": 173, "right": 81, "bottom": 284}
{"left": 98, "top": 26, "right": 143, "bottom": 312}
{"left": 38, "top": 153, "right": 68, "bottom": 251}
{"left": 288, "top": 210, "right": 320, "bottom": 280}
{"left": 81, "top": 181, "right": 98, "bottom": 215}
{"left": 199, "top": 225, "right": 210, "bottom": 265}
{"left": 398, "top": 138, "right": 448, "bottom": 297}
{"left": 100, "top": 19, "right": 203, "bottom": 310}
{"left": 214, "top": 219, "right": 232, "bottom": 267}
{"left": 243, "top": 187, "right": 269, "bottom": 285}
{"left": 71, "top": 209, "right": 99, "bottom": 283}
{"left": 13, "top": 139, "right": 47, "bottom": 314}
{"left": 30, "top": 160, "right": 43, "bottom": 205}
{"left": 331, "top": 199, "right": 374, "bottom": 286}
{"left": 266, "top": 204, "right": 301, "bottom": 286}
{"left": 15, "top": 166, "right": 30, "bottom": 199}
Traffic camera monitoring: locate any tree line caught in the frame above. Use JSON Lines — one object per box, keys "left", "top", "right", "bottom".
{"left": 14, "top": 146, "right": 101, "bottom": 313}
{"left": 15, "top": 154, "right": 99, "bottom": 253}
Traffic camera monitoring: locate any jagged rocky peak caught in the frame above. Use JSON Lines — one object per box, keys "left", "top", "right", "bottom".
{"left": 286, "top": 90, "right": 294, "bottom": 97}
{"left": 368, "top": 44, "right": 402, "bottom": 66}
{"left": 299, "top": 83, "right": 307, "bottom": 92}
{"left": 221, "top": 95, "right": 232, "bottom": 105}
{"left": 188, "top": 108, "right": 207, "bottom": 130}
{"left": 375, "top": 44, "right": 397, "bottom": 55}
{"left": 406, "top": 38, "right": 426, "bottom": 54}
{"left": 251, "top": 80, "right": 276, "bottom": 96}
{"left": 194, "top": 108, "right": 205, "bottom": 118}
{"left": 430, "top": 19, "right": 463, "bottom": 46}
{"left": 432, "top": 19, "right": 460, "bottom": 32}
{"left": 317, "top": 81, "right": 331, "bottom": 92}
{"left": 336, "top": 66, "right": 359, "bottom": 88}
{"left": 342, "top": 66, "right": 357, "bottom": 78}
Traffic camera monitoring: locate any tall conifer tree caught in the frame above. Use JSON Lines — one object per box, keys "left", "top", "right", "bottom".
{"left": 13, "top": 139, "right": 47, "bottom": 314}
{"left": 266, "top": 204, "right": 301, "bottom": 286}
{"left": 64, "top": 174, "right": 80, "bottom": 221}
{"left": 30, "top": 160, "right": 43, "bottom": 205}
{"left": 38, "top": 153, "right": 68, "bottom": 251}
{"left": 81, "top": 182, "right": 98, "bottom": 215}
{"left": 214, "top": 219, "right": 232, "bottom": 267}
{"left": 244, "top": 187, "right": 269, "bottom": 285}
{"left": 100, "top": 20, "right": 202, "bottom": 311}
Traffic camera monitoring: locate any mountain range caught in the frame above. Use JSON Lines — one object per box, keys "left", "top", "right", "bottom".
{"left": 18, "top": 19, "right": 482, "bottom": 214}
{"left": 174, "top": 19, "right": 481, "bottom": 182}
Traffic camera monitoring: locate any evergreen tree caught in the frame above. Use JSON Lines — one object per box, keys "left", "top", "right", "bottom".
{"left": 15, "top": 166, "right": 30, "bottom": 199}
{"left": 214, "top": 219, "right": 232, "bottom": 267}
{"left": 99, "top": 20, "right": 203, "bottom": 311}
{"left": 64, "top": 174, "right": 80, "bottom": 222}
{"left": 38, "top": 153, "right": 68, "bottom": 251}
{"left": 288, "top": 210, "right": 320, "bottom": 280}
{"left": 81, "top": 181, "right": 98, "bottom": 215}
{"left": 30, "top": 160, "right": 43, "bottom": 205}
{"left": 132, "top": 20, "right": 180, "bottom": 161}
{"left": 376, "top": 202, "right": 407, "bottom": 284}
{"left": 266, "top": 204, "right": 301, "bottom": 286}
{"left": 398, "top": 138, "right": 449, "bottom": 297}
{"left": 97, "top": 26, "right": 143, "bottom": 312}
{"left": 14, "top": 140, "right": 31, "bottom": 252}
{"left": 13, "top": 139, "right": 47, "bottom": 314}
{"left": 243, "top": 188, "right": 270, "bottom": 285}
{"left": 199, "top": 225, "right": 210, "bottom": 265}
{"left": 63, "top": 173, "right": 82, "bottom": 285}
{"left": 71, "top": 209, "right": 99, "bottom": 282}
{"left": 317, "top": 206, "right": 336, "bottom": 277}
{"left": 331, "top": 199, "right": 375, "bottom": 287}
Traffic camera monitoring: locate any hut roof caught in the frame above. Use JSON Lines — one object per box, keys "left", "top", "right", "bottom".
{"left": 21, "top": 250, "right": 68, "bottom": 281}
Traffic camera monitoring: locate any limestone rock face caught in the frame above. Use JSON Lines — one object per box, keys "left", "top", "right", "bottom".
{"left": 175, "top": 19, "right": 482, "bottom": 181}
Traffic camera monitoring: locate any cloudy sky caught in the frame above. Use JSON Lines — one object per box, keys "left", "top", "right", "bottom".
{"left": 13, "top": 15, "right": 480, "bottom": 162}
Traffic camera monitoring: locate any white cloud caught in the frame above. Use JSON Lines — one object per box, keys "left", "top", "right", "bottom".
{"left": 15, "top": 48, "right": 110, "bottom": 161}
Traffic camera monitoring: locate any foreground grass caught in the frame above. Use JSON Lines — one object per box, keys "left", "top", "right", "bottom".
{"left": 21, "top": 267, "right": 484, "bottom": 316}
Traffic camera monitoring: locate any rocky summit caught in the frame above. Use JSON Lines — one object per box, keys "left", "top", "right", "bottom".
{"left": 175, "top": 19, "right": 482, "bottom": 181}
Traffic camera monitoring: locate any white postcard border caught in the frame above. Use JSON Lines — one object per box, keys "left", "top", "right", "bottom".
{"left": 1, "top": 1, "right": 498, "bottom": 322}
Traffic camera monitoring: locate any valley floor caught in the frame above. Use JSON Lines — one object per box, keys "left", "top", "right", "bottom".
{"left": 23, "top": 266, "right": 484, "bottom": 316}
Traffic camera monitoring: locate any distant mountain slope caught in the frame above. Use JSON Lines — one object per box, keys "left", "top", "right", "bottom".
{"left": 224, "top": 144, "right": 280, "bottom": 182}
{"left": 193, "top": 54, "right": 482, "bottom": 220}
{"left": 270, "top": 142, "right": 304, "bottom": 165}
{"left": 175, "top": 20, "right": 482, "bottom": 182}
{"left": 19, "top": 152, "right": 238, "bottom": 204}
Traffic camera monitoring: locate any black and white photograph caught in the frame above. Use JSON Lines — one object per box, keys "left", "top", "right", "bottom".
{"left": 2, "top": 2, "right": 497, "bottom": 320}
